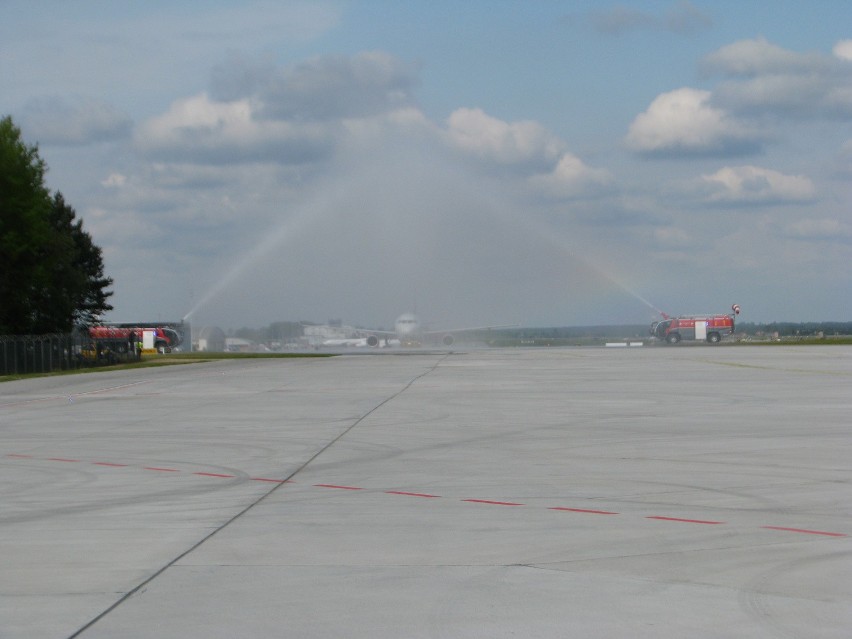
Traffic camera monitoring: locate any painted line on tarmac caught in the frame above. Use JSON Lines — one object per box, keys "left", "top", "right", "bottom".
{"left": 761, "top": 526, "right": 847, "bottom": 537}
{"left": 646, "top": 516, "right": 726, "bottom": 525}
{"left": 314, "top": 483, "right": 363, "bottom": 490}
{"left": 549, "top": 507, "right": 619, "bottom": 515}
{"left": 5, "top": 452, "right": 848, "bottom": 538}
{"left": 463, "top": 499, "right": 524, "bottom": 506}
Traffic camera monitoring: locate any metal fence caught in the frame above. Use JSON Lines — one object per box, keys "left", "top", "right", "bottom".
{"left": 0, "top": 332, "right": 140, "bottom": 376}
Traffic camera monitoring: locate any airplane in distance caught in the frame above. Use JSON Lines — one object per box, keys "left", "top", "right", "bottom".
{"left": 317, "top": 312, "right": 515, "bottom": 348}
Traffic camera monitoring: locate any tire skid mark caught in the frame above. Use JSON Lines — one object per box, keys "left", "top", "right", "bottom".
{"left": 0, "top": 380, "right": 154, "bottom": 408}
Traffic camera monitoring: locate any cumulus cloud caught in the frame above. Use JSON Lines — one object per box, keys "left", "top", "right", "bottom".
{"left": 212, "top": 51, "right": 419, "bottom": 122}
{"left": 446, "top": 107, "right": 611, "bottom": 197}
{"left": 446, "top": 107, "right": 564, "bottom": 168}
{"left": 835, "top": 40, "right": 852, "bottom": 62}
{"left": 528, "top": 153, "right": 613, "bottom": 198}
{"left": 101, "top": 173, "right": 127, "bottom": 188}
{"left": 590, "top": 1, "right": 711, "bottom": 35}
{"left": 700, "top": 165, "right": 816, "bottom": 204}
{"left": 141, "top": 54, "right": 610, "bottom": 199}
{"left": 135, "top": 93, "right": 336, "bottom": 164}
{"left": 136, "top": 51, "right": 427, "bottom": 165}
{"left": 19, "top": 96, "right": 132, "bottom": 145}
{"left": 703, "top": 37, "right": 852, "bottom": 119}
{"left": 703, "top": 37, "right": 826, "bottom": 76}
{"left": 625, "top": 88, "right": 764, "bottom": 156}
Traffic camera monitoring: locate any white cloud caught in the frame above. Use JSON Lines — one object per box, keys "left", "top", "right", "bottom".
{"left": 701, "top": 166, "right": 816, "bottom": 204}
{"left": 341, "top": 106, "right": 436, "bottom": 145}
{"left": 702, "top": 37, "right": 826, "bottom": 76}
{"left": 446, "top": 107, "right": 564, "bottom": 168}
{"left": 101, "top": 173, "right": 127, "bottom": 188}
{"left": 831, "top": 40, "right": 852, "bottom": 62}
{"left": 834, "top": 40, "right": 852, "bottom": 62}
{"left": 528, "top": 153, "right": 612, "bottom": 198}
{"left": 135, "top": 51, "right": 426, "bottom": 165}
{"left": 704, "top": 38, "right": 852, "bottom": 119}
{"left": 625, "top": 88, "right": 763, "bottom": 155}
{"left": 135, "top": 93, "right": 336, "bottom": 164}
{"left": 446, "top": 107, "right": 611, "bottom": 197}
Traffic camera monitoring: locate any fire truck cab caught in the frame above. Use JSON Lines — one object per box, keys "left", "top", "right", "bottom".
{"left": 651, "top": 305, "right": 740, "bottom": 344}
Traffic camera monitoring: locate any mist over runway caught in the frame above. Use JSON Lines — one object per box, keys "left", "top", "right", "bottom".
{"left": 1, "top": 346, "right": 850, "bottom": 638}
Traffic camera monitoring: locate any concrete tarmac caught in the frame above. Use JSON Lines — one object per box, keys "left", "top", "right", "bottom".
{"left": 1, "top": 346, "right": 850, "bottom": 638}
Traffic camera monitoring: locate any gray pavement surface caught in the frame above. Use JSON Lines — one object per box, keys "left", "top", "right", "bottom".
{"left": 1, "top": 346, "right": 850, "bottom": 638}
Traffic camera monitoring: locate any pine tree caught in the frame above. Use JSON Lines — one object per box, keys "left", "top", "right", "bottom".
{"left": 0, "top": 116, "right": 113, "bottom": 334}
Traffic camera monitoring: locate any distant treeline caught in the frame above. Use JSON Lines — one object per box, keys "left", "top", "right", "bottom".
{"left": 735, "top": 321, "right": 852, "bottom": 336}
{"left": 488, "top": 322, "right": 852, "bottom": 340}
{"left": 228, "top": 320, "right": 852, "bottom": 344}
{"left": 484, "top": 325, "right": 650, "bottom": 340}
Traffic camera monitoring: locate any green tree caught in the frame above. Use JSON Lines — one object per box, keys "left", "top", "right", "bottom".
{"left": 0, "top": 115, "right": 113, "bottom": 334}
{"left": 31, "top": 193, "right": 113, "bottom": 332}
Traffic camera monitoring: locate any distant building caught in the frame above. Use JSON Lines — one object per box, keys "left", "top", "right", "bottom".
{"left": 193, "top": 326, "right": 226, "bottom": 352}
{"left": 225, "top": 337, "right": 253, "bottom": 352}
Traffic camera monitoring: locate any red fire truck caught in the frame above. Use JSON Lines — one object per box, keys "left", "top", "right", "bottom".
{"left": 88, "top": 325, "right": 183, "bottom": 353}
{"left": 651, "top": 304, "right": 740, "bottom": 344}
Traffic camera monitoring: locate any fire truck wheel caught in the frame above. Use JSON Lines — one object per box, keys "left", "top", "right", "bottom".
{"left": 707, "top": 332, "right": 721, "bottom": 344}
{"left": 666, "top": 333, "right": 681, "bottom": 344}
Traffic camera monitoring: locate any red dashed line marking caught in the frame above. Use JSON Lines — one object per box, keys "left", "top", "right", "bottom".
{"left": 761, "top": 526, "right": 847, "bottom": 538}
{"left": 550, "top": 507, "right": 619, "bottom": 515}
{"left": 462, "top": 499, "right": 524, "bottom": 506}
{"left": 314, "top": 484, "right": 363, "bottom": 490}
{"left": 647, "top": 516, "right": 725, "bottom": 525}
{"left": 4, "top": 453, "right": 848, "bottom": 538}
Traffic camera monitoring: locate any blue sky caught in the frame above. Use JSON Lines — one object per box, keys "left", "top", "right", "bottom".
{"left": 2, "top": 1, "right": 851, "bottom": 329}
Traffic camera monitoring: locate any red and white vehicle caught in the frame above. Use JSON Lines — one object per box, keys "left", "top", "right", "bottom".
{"left": 88, "top": 325, "right": 182, "bottom": 353}
{"left": 651, "top": 304, "right": 740, "bottom": 344}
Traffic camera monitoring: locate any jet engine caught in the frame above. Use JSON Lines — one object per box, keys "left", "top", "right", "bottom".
{"left": 442, "top": 334, "right": 454, "bottom": 346}
{"left": 366, "top": 335, "right": 380, "bottom": 347}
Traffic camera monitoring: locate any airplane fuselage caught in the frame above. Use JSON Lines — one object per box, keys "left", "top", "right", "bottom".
{"left": 393, "top": 312, "right": 423, "bottom": 345}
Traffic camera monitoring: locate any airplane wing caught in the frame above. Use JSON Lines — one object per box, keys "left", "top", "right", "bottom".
{"left": 352, "top": 328, "right": 396, "bottom": 337}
